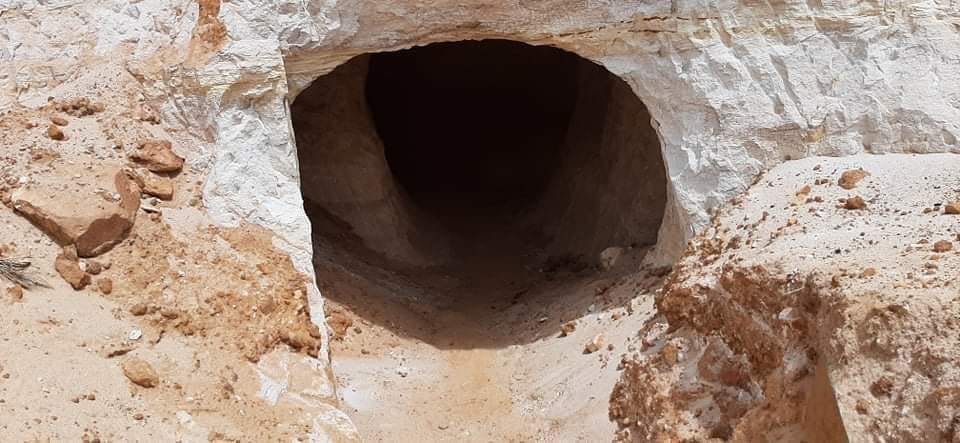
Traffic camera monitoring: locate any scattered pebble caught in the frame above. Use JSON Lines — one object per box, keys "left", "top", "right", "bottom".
{"left": 560, "top": 321, "right": 577, "bottom": 337}
{"left": 844, "top": 196, "right": 867, "bottom": 210}
{"left": 46, "top": 124, "right": 65, "bottom": 141}
{"left": 96, "top": 278, "right": 113, "bottom": 295}
{"left": 129, "top": 303, "right": 149, "bottom": 316}
{"left": 933, "top": 240, "right": 953, "bottom": 253}
{"left": 945, "top": 202, "right": 960, "bottom": 215}
{"left": 6, "top": 285, "right": 23, "bottom": 301}
{"left": 584, "top": 334, "right": 604, "bottom": 354}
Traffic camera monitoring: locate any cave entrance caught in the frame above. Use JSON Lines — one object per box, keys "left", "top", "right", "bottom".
{"left": 293, "top": 39, "right": 667, "bottom": 344}
{"left": 293, "top": 39, "right": 668, "bottom": 438}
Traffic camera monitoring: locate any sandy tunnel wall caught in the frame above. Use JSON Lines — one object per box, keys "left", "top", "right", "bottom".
{"left": 291, "top": 41, "right": 667, "bottom": 267}
{"left": 533, "top": 56, "right": 667, "bottom": 257}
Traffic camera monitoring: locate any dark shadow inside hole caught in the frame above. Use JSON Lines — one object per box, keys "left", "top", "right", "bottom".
{"left": 366, "top": 40, "right": 580, "bottom": 216}
{"left": 292, "top": 39, "right": 667, "bottom": 348}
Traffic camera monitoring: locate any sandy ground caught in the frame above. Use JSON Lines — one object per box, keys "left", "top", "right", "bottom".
{"left": 0, "top": 78, "right": 351, "bottom": 441}
{"left": 311, "top": 204, "right": 669, "bottom": 441}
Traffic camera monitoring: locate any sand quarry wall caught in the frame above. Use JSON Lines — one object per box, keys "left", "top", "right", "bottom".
{"left": 3, "top": 0, "right": 960, "bottom": 440}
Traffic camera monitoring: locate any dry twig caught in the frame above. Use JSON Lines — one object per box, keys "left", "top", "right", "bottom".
{"left": 0, "top": 257, "right": 48, "bottom": 289}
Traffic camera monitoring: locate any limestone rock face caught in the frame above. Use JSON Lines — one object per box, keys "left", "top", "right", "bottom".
{"left": 12, "top": 166, "right": 141, "bottom": 258}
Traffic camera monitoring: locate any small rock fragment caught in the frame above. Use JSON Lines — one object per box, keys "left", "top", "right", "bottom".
{"left": 933, "top": 240, "right": 953, "bottom": 253}
{"left": 96, "top": 278, "right": 113, "bottom": 295}
{"left": 560, "top": 321, "right": 577, "bottom": 337}
{"left": 129, "top": 303, "right": 149, "bottom": 316}
{"left": 83, "top": 260, "right": 103, "bottom": 275}
{"left": 46, "top": 124, "right": 65, "bottom": 141}
{"left": 54, "top": 247, "right": 90, "bottom": 290}
{"left": 870, "top": 377, "right": 893, "bottom": 398}
{"left": 160, "top": 308, "right": 179, "bottom": 319}
{"left": 7, "top": 285, "right": 23, "bottom": 301}
{"left": 121, "top": 357, "right": 159, "bottom": 388}
{"left": 599, "top": 246, "right": 624, "bottom": 270}
{"left": 844, "top": 196, "right": 867, "bottom": 210}
{"left": 129, "top": 140, "right": 184, "bottom": 173}
{"left": 128, "top": 169, "right": 174, "bottom": 200}
{"left": 49, "top": 116, "right": 68, "bottom": 126}
{"left": 584, "top": 334, "right": 604, "bottom": 354}
{"left": 838, "top": 169, "right": 868, "bottom": 189}
{"left": 944, "top": 202, "right": 960, "bottom": 215}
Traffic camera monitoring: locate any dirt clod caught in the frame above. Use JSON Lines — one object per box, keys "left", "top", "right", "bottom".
{"left": 933, "top": 240, "right": 953, "bottom": 253}
{"left": 47, "top": 124, "right": 65, "bottom": 141}
{"left": 121, "top": 357, "right": 159, "bottom": 388}
{"left": 84, "top": 260, "right": 103, "bottom": 275}
{"left": 96, "top": 278, "right": 113, "bottom": 295}
{"left": 944, "top": 202, "right": 960, "bottom": 214}
{"left": 326, "top": 310, "right": 353, "bottom": 337}
{"left": 870, "top": 377, "right": 894, "bottom": 397}
{"left": 129, "top": 303, "right": 149, "bottom": 316}
{"left": 844, "top": 196, "right": 867, "bottom": 210}
{"left": 584, "top": 334, "right": 603, "bottom": 354}
{"left": 6, "top": 285, "right": 23, "bottom": 301}
{"left": 280, "top": 325, "right": 320, "bottom": 357}
{"left": 839, "top": 169, "right": 868, "bottom": 189}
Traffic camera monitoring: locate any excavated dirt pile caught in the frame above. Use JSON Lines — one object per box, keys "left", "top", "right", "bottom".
{"left": 610, "top": 154, "right": 960, "bottom": 442}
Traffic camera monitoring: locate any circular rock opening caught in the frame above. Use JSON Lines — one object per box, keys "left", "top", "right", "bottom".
{"left": 293, "top": 39, "right": 669, "bottom": 438}
{"left": 294, "top": 40, "right": 667, "bottom": 280}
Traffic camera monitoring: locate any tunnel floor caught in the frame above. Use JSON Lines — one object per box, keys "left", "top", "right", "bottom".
{"left": 292, "top": 40, "right": 668, "bottom": 440}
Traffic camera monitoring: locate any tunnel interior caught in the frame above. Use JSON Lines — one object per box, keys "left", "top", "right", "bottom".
{"left": 367, "top": 41, "right": 579, "bottom": 217}
{"left": 293, "top": 39, "right": 667, "bottom": 300}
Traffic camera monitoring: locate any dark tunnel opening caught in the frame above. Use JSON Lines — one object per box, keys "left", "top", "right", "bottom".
{"left": 291, "top": 40, "right": 672, "bottom": 438}
{"left": 366, "top": 40, "right": 581, "bottom": 215}
{"left": 292, "top": 39, "right": 667, "bottom": 311}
